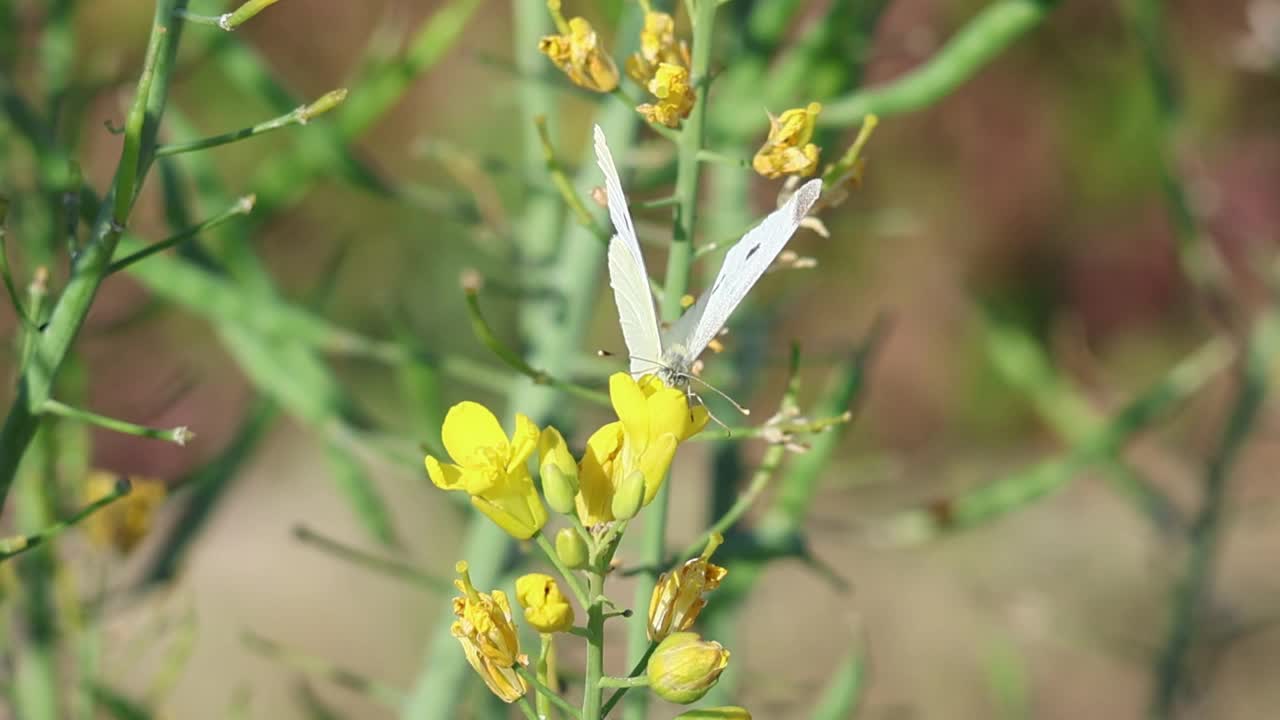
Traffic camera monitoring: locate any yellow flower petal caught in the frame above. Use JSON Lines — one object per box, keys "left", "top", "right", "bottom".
{"left": 442, "top": 401, "right": 508, "bottom": 463}
{"left": 577, "top": 421, "right": 624, "bottom": 525}
{"left": 507, "top": 413, "right": 540, "bottom": 473}
{"left": 610, "top": 373, "right": 650, "bottom": 448}
{"left": 425, "top": 456, "right": 464, "bottom": 491}
{"left": 639, "top": 432, "right": 678, "bottom": 506}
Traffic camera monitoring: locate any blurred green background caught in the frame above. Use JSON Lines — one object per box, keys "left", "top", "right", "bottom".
{"left": 3, "top": 0, "right": 1280, "bottom": 718}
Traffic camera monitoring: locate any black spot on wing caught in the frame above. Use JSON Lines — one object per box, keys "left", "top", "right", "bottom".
{"left": 744, "top": 244, "right": 761, "bottom": 260}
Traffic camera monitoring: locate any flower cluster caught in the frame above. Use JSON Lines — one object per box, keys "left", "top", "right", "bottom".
{"left": 427, "top": 373, "right": 741, "bottom": 713}
{"left": 752, "top": 102, "right": 824, "bottom": 179}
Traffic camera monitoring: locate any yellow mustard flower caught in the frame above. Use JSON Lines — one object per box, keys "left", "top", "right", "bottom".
{"left": 451, "top": 561, "right": 528, "bottom": 703}
{"left": 626, "top": 11, "right": 689, "bottom": 85}
{"left": 576, "top": 373, "right": 708, "bottom": 525}
{"left": 426, "top": 402, "right": 548, "bottom": 539}
{"left": 539, "top": 15, "right": 620, "bottom": 93}
{"left": 648, "top": 533, "right": 728, "bottom": 641}
{"left": 637, "top": 63, "right": 696, "bottom": 128}
{"left": 83, "top": 471, "right": 166, "bottom": 554}
{"left": 647, "top": 632, "right": 731, "bottom": 704}
{"left": 752, "top": 102, "right": 823, "bottom": 179}
{"left": 515, "top": 573, "right": 575, "bottom": 633}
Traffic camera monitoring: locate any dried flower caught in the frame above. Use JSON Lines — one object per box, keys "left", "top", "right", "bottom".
{"left": 752, "top": 102, "right": 823, "bottom": 179}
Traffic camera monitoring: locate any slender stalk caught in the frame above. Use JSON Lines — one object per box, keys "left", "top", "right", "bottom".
{"left": 40, "top": 399, "right": 193, "bottom": 446}
{"left": 106, "top": 195, "right": 254, "bottom": 274}
{"left": 535, "top": 635, "right": 554, "bottom": 720}
{"left": 819, "top": 0, "right": 1058, "bottom": 127}
{"left": 154, "top": 89, "right": 346, "bottom": 157}
{"left": 600, "top": 642, "right": 657, "bottom": 717}
{"left": 0, "top": 477, "right": 130, "bottom": 562}
{"left": 535, "top": 532, "right": 590, "bottom": 609}
{"left": 582, "top": 571, "right": 606, "bottom": 720}
{"left": 629, "top": 7, "right": 718, "bottom": 717}
{"left": 291, "top": 525, "right": 450, "bottom": 593}
{"left": 516, "top": 665, "right": 582, "bottom": 720}
{"left": 1148, "top": 310, "right": 1280, "bottom": 717}
{"left": 0, "top": 0, "right": 188, "bottom": 509}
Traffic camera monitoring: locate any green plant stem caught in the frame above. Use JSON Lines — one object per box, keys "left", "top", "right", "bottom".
{"left": 820, "top": 0, "right": 1058, "bottom": 127}
{"left": 598, "top": 676, "right": 649, "bottom": 689}
{"left": 600, "top": 642, "right": 656, "bottom": 717}
{"left": 0, "top": 196, "right": 34, "bottom": 327}
{"left": 583, "top": 570, "right": 606, "bottom": 720}
{"left": 535, "top": 532, "right": 590, "bottom": 609}
{"left": 242, "top": 632, "right": 403, "bottom": 708}
{"left": 0, "top": 477, "right": 130, "bottom": 562}
{"left": 291, "top": 525, "right": 450, "bottom": 593}
{"left": 40, "top": 399, "right": 192, "bottom": 446}
{"left": 154, "top": 89, "right": 346, "bottom": 157}
{"left": 0, "top": 0, "right": 187, "bottom": 510}
{"left": 627, "top": 2, "right": 717, "bottom": 717}
{"left": 106, "top": 195, "right": 254, "bottom": 274}
{"left": 516, "top": 665, "right": 582, "bottom": 720}
{"left": 808, "top": 646, "right": 867, "bottom": 720}
{"left": 1148, "top": 309, "right": 1280, "bottom": 717}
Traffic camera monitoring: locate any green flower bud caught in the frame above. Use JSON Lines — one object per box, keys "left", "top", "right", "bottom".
{"left": 611, "top": 469, "right": 646, "bottom": 520}
{"left": 674, "top": 707, "right": 752, "bottom": 720}
{"left": 555, "top": 527, "right": 589, "bottom": 570}
{"left": 541, "top": 462, "right": 579, "bottom": 515}
{"left": 647, "top": 632, "right": 730, "bottom": 705}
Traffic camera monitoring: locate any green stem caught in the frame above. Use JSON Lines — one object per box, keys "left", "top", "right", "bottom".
{"left": 106, "top": 195, "right": 254, "bottom": 274}
{"left": 535, "top": 531, "right": 590, "bottom": 609}
{"left": 291, "top": 525, "right": 450, "bottom": 593}
{"left": 242, "top": 631, "right": 403, "bottom": 708}
{"left": 628, "top": 3, "right": 717, "bottom": 718}
{"left": 0, "top": 477, "right": 131, "bottom": 562}
{"left": 819, "top": 0, "right": 1058, "bottom": 127}
{"left": 0, "top": 0, "right": 187, "bottom": 510}
{"left": 536, "top": 634, "right": 553, "bottom": 720}
{"left": 600, "top": 642, "right": 657, "bottom": 717}
{"left": 40, "top": 399, "right": 193, "bottom": 446}
{"left": 582, "top": 571, "right": 606, "bottom": 720}
{"left": 1148, "top": 310, "right": 1280, "bottom": 717}
{"left": 154, "top": 89, "right": 346, "bottom": 156}
{"left": 516, "top": 665, "right": 582, "bottom": 720}
{"left": 598, "top": 676, "right": 649, "bottom": 689}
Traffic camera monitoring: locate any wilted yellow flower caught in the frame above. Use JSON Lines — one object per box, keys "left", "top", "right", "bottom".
{"left": 451, "top": 561, "right": 528, "bottom": 703}
{"left": 752, "top": 102, "right": 823, "bottom": 179}
{"left": 626, "top": 11, "right": 689, "bottom": 85}
{"left": 637, "top": 63, "right": 696, "bottom": 128}
{"left": 539, "top": 15, "right": 620, "bottom": 92}
{"left": 577, "top": 373, "right": 708, "bottom": 525}
{"left": 426, "top": 402, "right": 548, "bottom": 539}
{"left": 83, "top": 471, "right": 166, "bottom": 554}
{"left": 647, "top": 632, "right": 730, "bottom": 704}
{"left": 648, "top": 533, "right": 728, "bottom": 641}
{"left": 515, "top": 573, "right": 575, "bottom": 633}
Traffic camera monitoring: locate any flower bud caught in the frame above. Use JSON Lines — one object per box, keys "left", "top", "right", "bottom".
{"left": 541, "top": 463, "right": 578, "bottom": 516}
{"left": 674, "top": 708, "right": 752, "bottom": 720}
{"left": 539, "top": 427, "right": 580, "bottom": 515}
{"left": 647, "top": 632, "right": 730, "bottom": 705}
{"left": 555, "top": 527, "right": 589, "bottom": 570}
{"left": 611, "top": 469, "right": 646, "bottom": 520}
{"left": 515, "top": 573, "right": 575, "bottom": 634}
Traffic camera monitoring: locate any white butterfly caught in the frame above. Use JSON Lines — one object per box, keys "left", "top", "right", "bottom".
{"left": 593, "top": 124, "right": 823, "bottom": 389}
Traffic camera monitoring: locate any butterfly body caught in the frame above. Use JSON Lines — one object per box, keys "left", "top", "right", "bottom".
{"left": 594, "top": 125, "right": 821, "bottom": 389}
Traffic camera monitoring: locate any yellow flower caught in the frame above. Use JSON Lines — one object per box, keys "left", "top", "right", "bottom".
{"left": 637, "top": 63, "right": 696, "bottom": 128}
{"left": 647, "top": 632, "right": 730, "bottom": 704}
{"left": 752, "top": 102, "right": 823, "bottom": 179}
{"left": 648, "top": 533, "right": 728, "bottom": 641}
{"left": 515, "top": 573, "right": 575, "bottom": 633}
{"left": 451, "top": 561, "right": 528, "bottom": 703}
{"left": 577, "top": 373, "right": 708, "bottom": 525}
{"left": 83, "top": 471, "right": 166, "bottom": 554}
{"left": 538, "top": 15, "right": 620, "bottom": 93}
{"left": 626, "top": 11, "right": 689, "bottom": 85}
{"left": 426, "top": 402, "right": 548, "bottom": 539}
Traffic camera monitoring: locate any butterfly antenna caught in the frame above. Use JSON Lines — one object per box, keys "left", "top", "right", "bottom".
{"left": 689, "top": 389, "right": 733, "bottom": 435}
{"left": 686, "top": 373, "right": 750, "bottom": 416}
